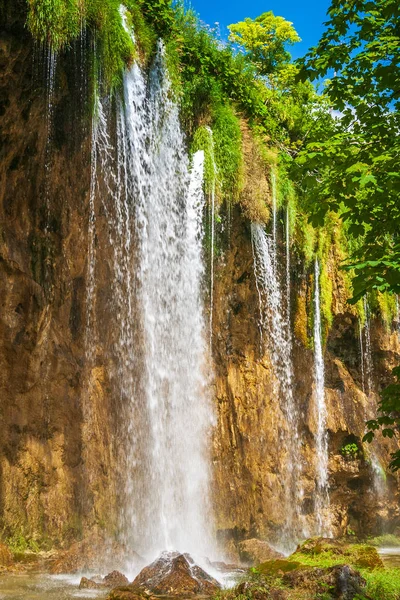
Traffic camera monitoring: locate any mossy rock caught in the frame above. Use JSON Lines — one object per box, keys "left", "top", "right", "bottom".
{"left": 257, "top": 559, "right": 303, "bottom": 575}
{"left": 294, "top": 537, "right": 345, "bottom": 556}
{"left": 350, "top": 545, "right": 384, "bottom": 570}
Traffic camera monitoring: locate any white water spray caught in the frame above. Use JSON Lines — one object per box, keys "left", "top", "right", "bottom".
{"left": 251, "top": 222, "right": 303, "bottom": 550}
{"left": 118, "top": 43, "right": 215, "bottom": 560}
{"left": 313, "top": 259, "right": 331, "bottom": 536}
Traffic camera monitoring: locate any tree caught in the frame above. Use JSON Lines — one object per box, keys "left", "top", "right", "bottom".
{"left": 295, "top": 0, "right": 400, "bottom": 468}
{"left": 228, "top": 11, "right": 300, "bottom": 76}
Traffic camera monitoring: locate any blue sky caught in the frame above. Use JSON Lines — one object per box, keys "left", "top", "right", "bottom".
{"left": 186, "top": 0, "right": 332, "bottom": 59}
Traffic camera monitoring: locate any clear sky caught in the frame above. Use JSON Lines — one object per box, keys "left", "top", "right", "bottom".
{"left": 186, "top": 0, "right": 332, "bottom": 59}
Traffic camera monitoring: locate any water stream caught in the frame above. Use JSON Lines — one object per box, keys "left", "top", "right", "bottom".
{"left": 117, "top": 42, "right": 215, "bottom": 561}
{"left": 313, "top": 259, "right": 331, "bottom": 536}
{"left": 251, "top": 221, "right": 303, "bottom": 550}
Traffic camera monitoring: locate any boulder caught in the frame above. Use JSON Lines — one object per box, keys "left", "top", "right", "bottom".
{"left": 79, "top": 577, "right": 105, "bottom": 590}
{"left": 104, "top": 570, "right": 130, "bottom": 587}
{"left": 283, "top": 564, "right": 368, "bottom": 600}
{"left": 0, "top": 543, "right": 13, "bottom": 567}
{"left": 79, "top": 571, "right": 129, "bottom": 590}
{"left": 238, "top": 539, "right": 283, "bottom": 565}
{"left": 295, "top": 537, "right": 346, "bottom": 556}
{"left": 131, "top": 551, "right": 221, "bottom": 596}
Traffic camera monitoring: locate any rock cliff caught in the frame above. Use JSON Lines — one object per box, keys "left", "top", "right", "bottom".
{"left": 0, "top": 3, "right": 399, "bottom": 555}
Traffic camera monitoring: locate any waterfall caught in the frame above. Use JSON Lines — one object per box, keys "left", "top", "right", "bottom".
{"left": 285, "top": 204, "right": 291, "bottom": 320}
{"left": 205, "top": 127, "right": 217, "bottom": 351}
{"left": 271, "top": 172, "right": 277, "bottom": 270}
{"left": 363, "top": 297, "right": 374, "bottom": 395}
{"left": 396, "top": 296, "right": 400, "bottom": 338}
{"left": 359, "top": 320, "right": 366, "bottom": 393}
{"left": 117, "top": 43, "right": 214, "bottom": 561}
{"left": 251, "top": 222, "right": 303, "bottom": 550}
{"left": 313, "top": 259, "right": 331, "bottom": 536}
{"left": 359, "top": 298, "right": 387, "bottom": 499}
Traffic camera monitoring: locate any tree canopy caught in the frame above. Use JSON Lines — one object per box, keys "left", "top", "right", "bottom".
{"left": 228, "top": 11, "right": 300, "bottom": 76}
{"left": 296, "top": 0, "right": 400, "bottom": 468}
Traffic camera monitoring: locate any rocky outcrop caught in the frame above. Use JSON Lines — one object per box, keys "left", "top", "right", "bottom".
{"left": 79, "top": 570, "right": 129, "bottom": 589}
{"left": 238, "top": 539, "right": 283, "bottom": 565}
{"left": 130, "top": 552, "right": 220, "bottom": 597}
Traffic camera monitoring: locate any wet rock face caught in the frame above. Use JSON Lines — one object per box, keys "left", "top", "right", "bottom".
{"left": 212, "top": 212, "right": 400, "bottom": 544}
{"left": 0, "top": 543, "right": 13, "bottom": 567}
{"left": 131, "top": 552, "right": 221, "bottom": 596}
{"left": 238, "top": 539, "right": 283, "bottom": 565}
{"left": 51, "top": 535, "right": 142, "bottom": 574}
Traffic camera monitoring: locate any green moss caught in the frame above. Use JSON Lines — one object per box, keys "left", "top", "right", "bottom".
{"left": 26, "top": 0, "right": 135, "bottom": 91}
{"left": 212, "top": 104, "right": 243, "bottom": 202}
{"left": 257, "top": 558, "right": 303, "bottom": 575}
{"left": 27, "top": 0, "right": 82, "bottom": 49}
{"left": 191, "top": 125, "right": 216, "bottom": 196}
{"left": 6, "top": 532, "right": 40, "bottom": 554}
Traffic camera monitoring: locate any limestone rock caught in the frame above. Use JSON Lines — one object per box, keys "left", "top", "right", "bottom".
{"left": 238, "top": 538, "right": 283, "bottom": 565}
{"left": 295, "top": 537, "right": 346, "bottom": 556}
{"left": 104, "top": 570, "right": 130, "bottom": 587}
{"left": 79, "top": 577, "right": 105, "bottom": 590}
{"left": 51, "top": 535, "right": 140, "bottom": 574}
{"left": 0, "top": 543, "right": 13, "bottom": 567}
{"left": 131, "top": 551, "right": 221, "bottom": 596}
{"left": 79, "top": 571, "right": 129, "bottom": 590}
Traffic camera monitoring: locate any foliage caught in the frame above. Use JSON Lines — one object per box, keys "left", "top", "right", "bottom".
{"left": 228, "top": 11, "right": 300, "bottom": 76}
{"left": 295, "top": 0, "right": 400, "bottom": 302}
{"left": 340, "top": 443, "right": 359, "bottom": 460}
{"left": 26, "top": 0, "right": 135, "bottom": 89}
{"left": 6, "top": 533, "right": 40, "bottom": 553}
{"left": 294, "top": 0, "right": 400, "bottom": 468}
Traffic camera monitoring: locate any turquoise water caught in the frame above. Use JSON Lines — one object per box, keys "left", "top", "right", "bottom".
{"left": 379, "top": 548, "right": 400, "bottom": 568}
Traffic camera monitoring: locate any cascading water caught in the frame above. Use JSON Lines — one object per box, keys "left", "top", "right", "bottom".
{"left": 285, "top": 204, "right": 291, "bottom": 321}
{"left": 116, "top": 42, "right": 215, "bottom": 561}
{"left": 313, "top": 259, "right": 331, "bottom": 536}
{"left": 251, "top": 222, "right": 303, "bottom": 550}
{"left": 359, "top": 297, "right": 387, "bottom": 498}
{"left": 362, "top": 297, "right": 374, "bottom": 395}
{"left": 205, "top": 127, "right": 217, "bottom": 351}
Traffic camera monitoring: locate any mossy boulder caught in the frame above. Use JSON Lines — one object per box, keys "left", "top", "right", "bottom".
{"left": 295, "top": 537, "right": 346, "bottom": 556}
{"left": 283, "top": 564, "right": 367, "bottom": 600}
{"left": 238, "top": 539, "right": 283, "bottom": 565}
{"left": 351, "top": 545, "right": 384, "bottom": 570}
{"left": 257, "top": 558, "right": 303, "bottom": 575}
